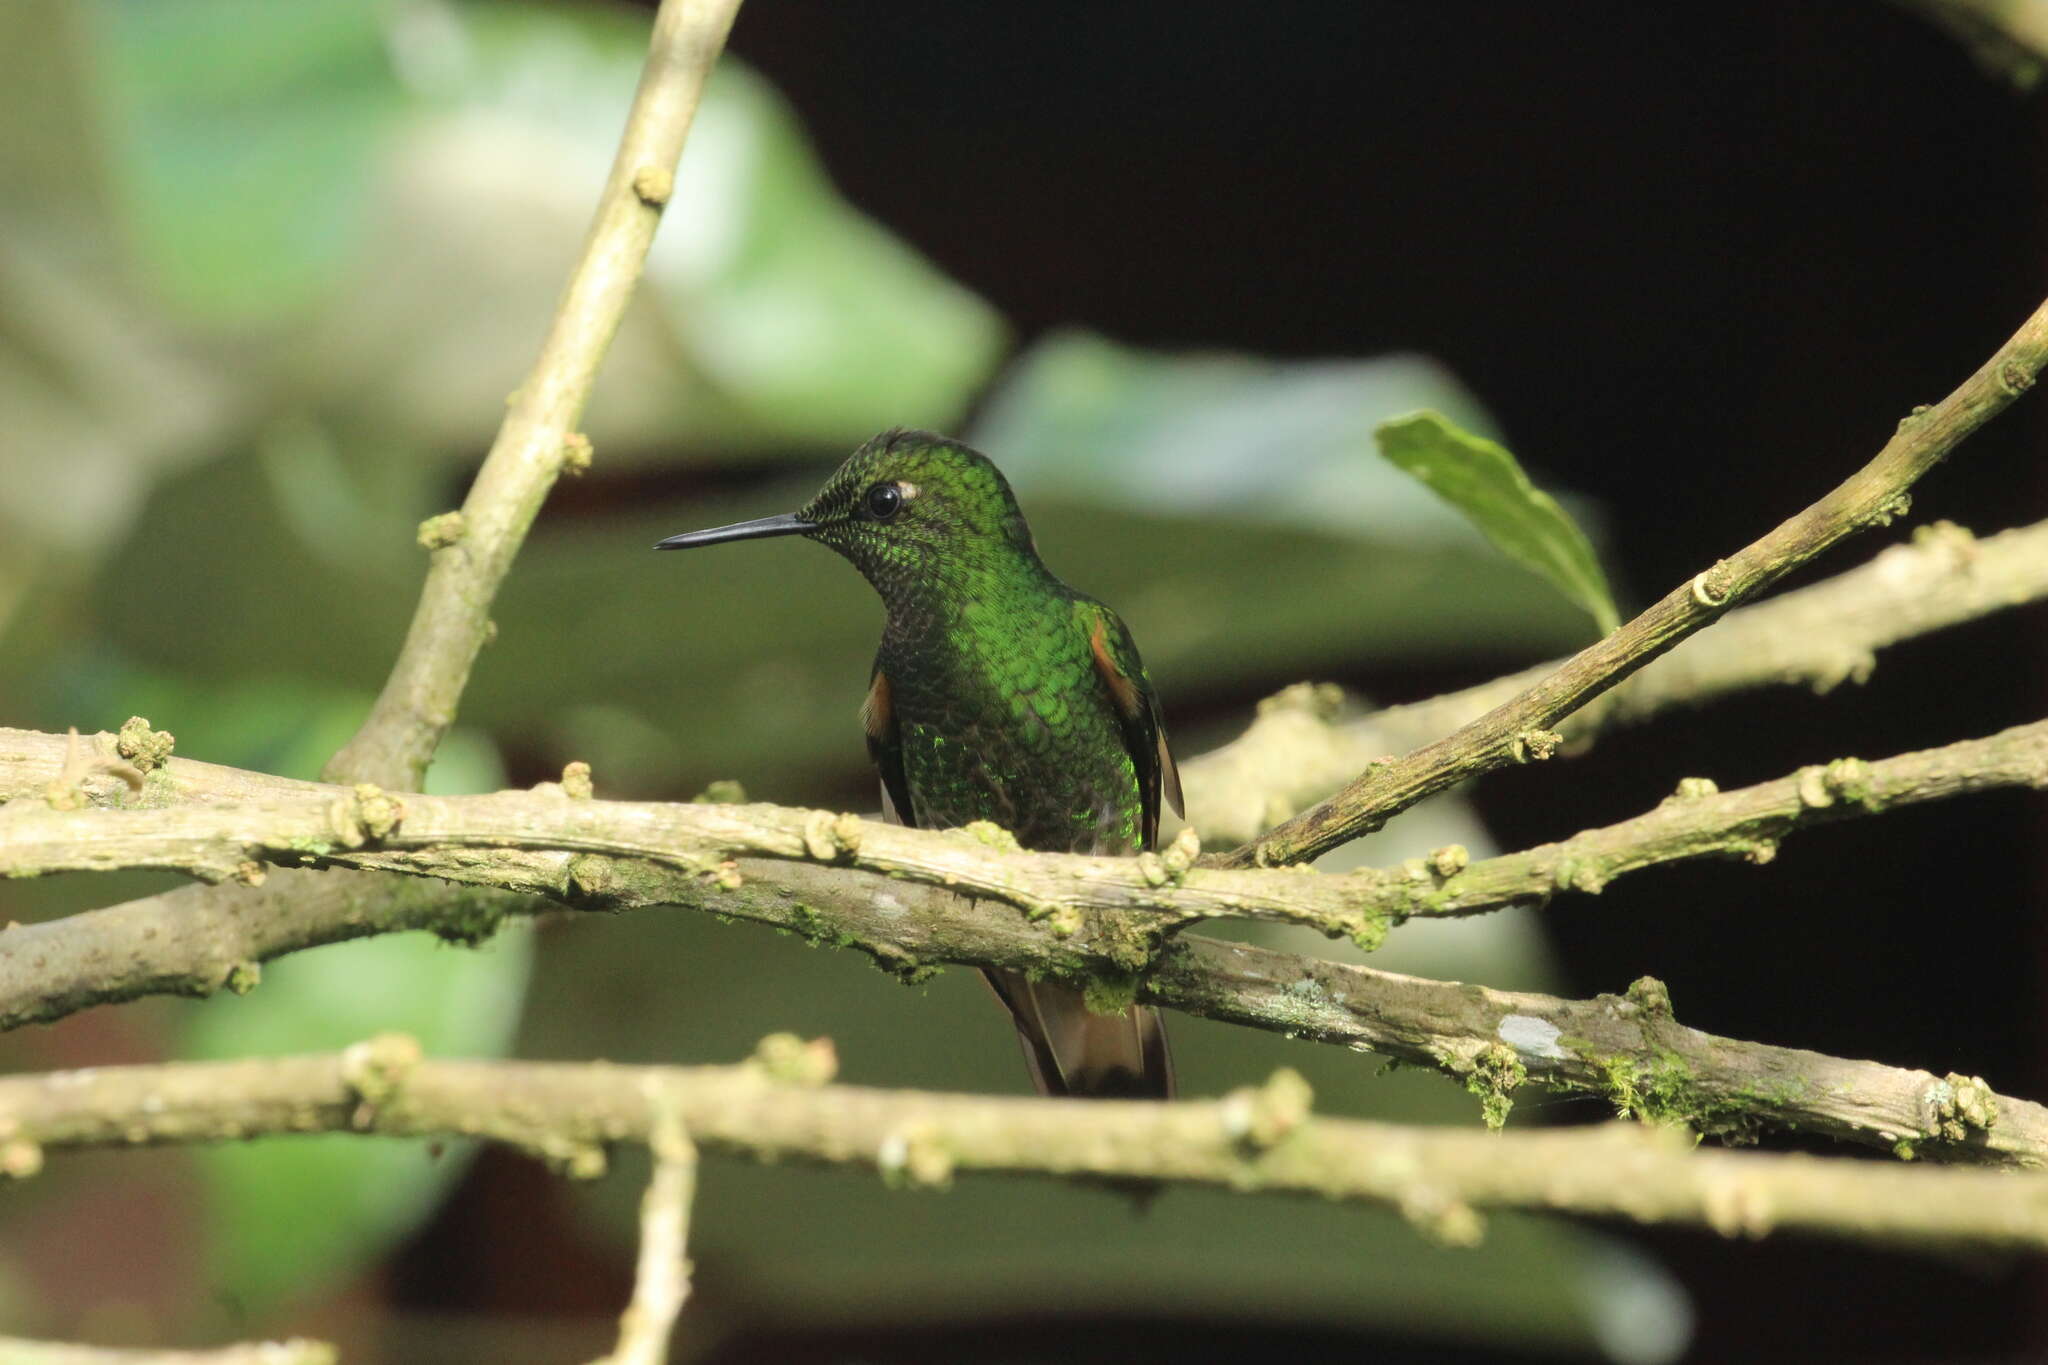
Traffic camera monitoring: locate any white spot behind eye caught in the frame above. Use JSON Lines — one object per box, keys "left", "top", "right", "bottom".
{"left": 898, "top": 482, "right": 919, "bottom": 500}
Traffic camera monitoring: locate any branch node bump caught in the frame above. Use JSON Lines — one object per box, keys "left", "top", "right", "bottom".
{"left": 1625, "top": 975, "right": 1674, "bottom": 1019}
{"left": 1702, "top": 1175, "right": 1776, "bottom": 1240}
{"left": 233, "top": 860, "right": 267, "bottom": 887}
{"left": 1691, "top": 562, "right": 1734, "bottom": 608}
{"left": 1868, "top": 491, "right": 1913, "bottom": 528}
{"left": 632, "top": 165, "right": 674, "bottom": 207}
{"left": 959, "top": 820, "right": 1021, "bottom": 854}
{"left": 2001, "top": 359, "right": 2036, "bottom": 396}
{"left": 562, "top": 760, "right": 594, "bottom": 799}
{"left": 802, "top": 811, "right": 863, "bottom": 861}
{"left": 562, "top": 431, "right": 594, "bottom": 477}
{"left": 1663, "top": 776, "right": 1719, "bottom": 806}
{"left": 692, "top": 779, "right": 746, "bottom": 804}
{"left": 331, "top": 784, "right": 404, "bottom": 848}
{"left": 1927, "top": 1073, "right": 1999, "bottom": 1141}
{"left": 224, "top": 960, "right": 261, "bottom": 996}
{"left": 415, "top": 510, "right": 467, "bottom": 551}
{"left": 877, "top": 1123, "right": 953, "bottom": 1189}
{"left": 1896, "top": 402, "right": 1934, "bottom": 432}
{"left": 1399, "top": 1187, "right": 1485, "bottom": 1247}
{"left": 115, "top": 716, "right": 176, "bottom": 772}
{"left": 341, "top": 1032, "right": 424, "bottom": 1119}
{"left": 1510, "top": 729, "right": 1562, "bottom": 764}
{"left": 1427, "top": 843, "right": 1469, "bottom": 878}
{"left": 750, "top": 1032, "right": 838, "bottom": 1087}
{"left": 1219, "top": 1067, "right": 1313, "bottom": 1150}
{"left": 1161, "top": 825, "right": 1201, "bottom": 879}
{"left": 0, "top": 1119, "right": 42, "bottom": 1180}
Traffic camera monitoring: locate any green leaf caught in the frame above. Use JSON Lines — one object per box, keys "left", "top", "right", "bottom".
{"left": 1376, "top": 410, "right": 1620, "bottom": 635}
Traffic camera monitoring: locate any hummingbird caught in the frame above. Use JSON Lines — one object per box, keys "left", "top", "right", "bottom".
{"left": 657, "top": 428, "right": 1181, "bottom": 1099}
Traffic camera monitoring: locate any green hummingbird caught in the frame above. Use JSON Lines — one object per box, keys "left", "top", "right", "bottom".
{"left": 657, "top": 428, "right": 1181, "bottom": 1098}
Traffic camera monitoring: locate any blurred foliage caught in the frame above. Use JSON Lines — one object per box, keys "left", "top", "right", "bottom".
{"left": 0, "top": 0, "right": 1683, "bottom": 1358}
{"left": 1377, "top": 410, "right": 1620, "bottom": 635}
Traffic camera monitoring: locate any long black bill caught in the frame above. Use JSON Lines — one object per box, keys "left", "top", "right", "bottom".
{"left": 654, "top": 512, "right": 813, "bottom": 551}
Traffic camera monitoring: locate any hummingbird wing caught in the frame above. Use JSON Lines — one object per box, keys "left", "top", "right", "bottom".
{"left": 1077, "top": 600, "right": 1184, "bottom": 849}
{"left": 862, "top": 660, "right": 916, "bottom": 826}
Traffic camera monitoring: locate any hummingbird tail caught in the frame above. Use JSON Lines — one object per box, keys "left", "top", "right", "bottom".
{"left": 982, "top": 970, "right": 1175, "bottom": 1100}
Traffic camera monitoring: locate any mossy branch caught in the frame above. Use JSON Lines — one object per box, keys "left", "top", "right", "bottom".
{"left": 1, "top": 1039, "right": 2044, "bottom": 1252}
{"left": 3, "top": 728, "right": 2045, "bottom": 1164}
{"left": 322, "top": 0, "right": 744, "bottom": 793}
{"left": 1220, "top": 299, "right": 2048, "bottom": 868}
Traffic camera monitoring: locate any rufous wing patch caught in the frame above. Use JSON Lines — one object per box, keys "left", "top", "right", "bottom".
{"left": 861, "top": 668, "right": 893, "bottom": 740}
{"left": 1088, "top": 619, "right": 1142, "bottom": 719}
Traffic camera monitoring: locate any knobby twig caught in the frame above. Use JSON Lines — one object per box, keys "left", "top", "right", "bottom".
{"left": 0, "top": 1041, "right": 2040, "bottom": 1252}
{"left": 592, "top": 1107, "right": 699, "bottom": 1365}
{"left": 1, "top": 728, "right": 2040, "bottom": 1163}
{"left": 1222, "top": 299, "right": 2048, "bottom": 867}
{"left": 0, "top": 1338, "right": 336, "bottom": 1365}
{"left": 324, "top": 0, "right": 745, "bottom": 792}
{"left": 1188, "top": 518, "right": 2042, "bottom": 843}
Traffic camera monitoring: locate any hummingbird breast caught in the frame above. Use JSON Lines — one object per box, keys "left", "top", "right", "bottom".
{"left": 881, "top": 594, "right": 1142, "bottom": 856}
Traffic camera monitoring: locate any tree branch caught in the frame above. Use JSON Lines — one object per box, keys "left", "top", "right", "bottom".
{"left": 1188, "top": 518, "right": 2046, "bottom": 844}
{"left": 323, "top": 0, "right": 744, "bottom": 792}
{"left": 0, "top": 1339, "right": 335, "bottom": 1365}
{"left": 1221, "top": 300, "right": 2048, "bottom": 867}
{"left": 0, "top": 1040, "right": 2041, "bottom": 1252}
{"left": 5, "top": 718, "right": 2044, "bottom": 957}
{"left": 2, "top": 728, "right": 2042, "bottom": 1163}
{"left": 593, "top": 1109, "right": 698, "bottom": 1365}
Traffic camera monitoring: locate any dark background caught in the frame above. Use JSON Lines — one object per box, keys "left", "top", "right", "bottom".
{"left": 696, "top": 2, "right": 2048, "bottom": 1359}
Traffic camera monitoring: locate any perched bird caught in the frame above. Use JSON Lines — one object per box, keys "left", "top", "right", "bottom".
{"left": 657, "top": 428, "right": 1181, "bottom": 1098}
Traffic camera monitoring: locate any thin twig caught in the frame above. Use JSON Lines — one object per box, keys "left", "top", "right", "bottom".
{"left": 0, "top": 1043, "right": 2040, "bottom": 1252}
{"left": 1220, "top": 299, "right": 2048, "bottom": 867}
{"left": 323, "top": 0, "right": 745, "bottom": 792}
{"left": 593, "top": 1108, "right": 699, "bottom": 1365}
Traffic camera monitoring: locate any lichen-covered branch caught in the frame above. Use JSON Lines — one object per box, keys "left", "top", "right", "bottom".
{"left": 1188, "top": 519, "right": 2046, "bottom": 844}
{"left": 5, "top": 718, "right": 2045, "bottom": 957}
{"left": 323, "top": 0, "right": 744, "bottom": 792}
{"left": 1223, "top": 299, "right": 2048, "bottom": 868}
{"left": 1, "top": 1041, "right": 2044, "bottom": 1252}
{"left": 1, "top": 730, "right": 2042, "bottom": 1165}
{"left": 0, "top": 1337, "right": 336, "bottom": 1365}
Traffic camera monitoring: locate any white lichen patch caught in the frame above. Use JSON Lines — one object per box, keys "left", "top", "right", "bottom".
{"left": 1496, "top": 1014, "right": 1567, "bottom": 1061}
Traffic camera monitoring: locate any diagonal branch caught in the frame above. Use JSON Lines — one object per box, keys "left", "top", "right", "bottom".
{"left": 324, "top": 0, "right": 744, "bottom": 792}
{"left": 0, "top": 1042, "right": 2042, "bottom": 1252}
{"left": 1220, "top": 299, "right": 2048, "bottom": 867}
{"left": 1188, "top": 518, "right": 2047, "bottom": 844}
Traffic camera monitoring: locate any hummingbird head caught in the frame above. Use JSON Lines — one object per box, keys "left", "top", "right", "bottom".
{"left": 655, "top": 429, "right": 1040, "bottom": 593}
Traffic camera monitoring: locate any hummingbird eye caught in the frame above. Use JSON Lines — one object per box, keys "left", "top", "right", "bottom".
{"left": 862, "top": 482, "right": 905, "bottom": 522}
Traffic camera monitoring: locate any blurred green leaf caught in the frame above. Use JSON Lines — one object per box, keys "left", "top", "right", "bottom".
{"left": 1376, "top": 409, "right": 1620, "bottom": 635}
{"left": 100, "top": 0, "right": 402, "bottom": 325}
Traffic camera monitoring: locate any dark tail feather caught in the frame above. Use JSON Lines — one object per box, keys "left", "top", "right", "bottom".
{"left": 981, "top": 969, "right": 1175, "bottom": 1100}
